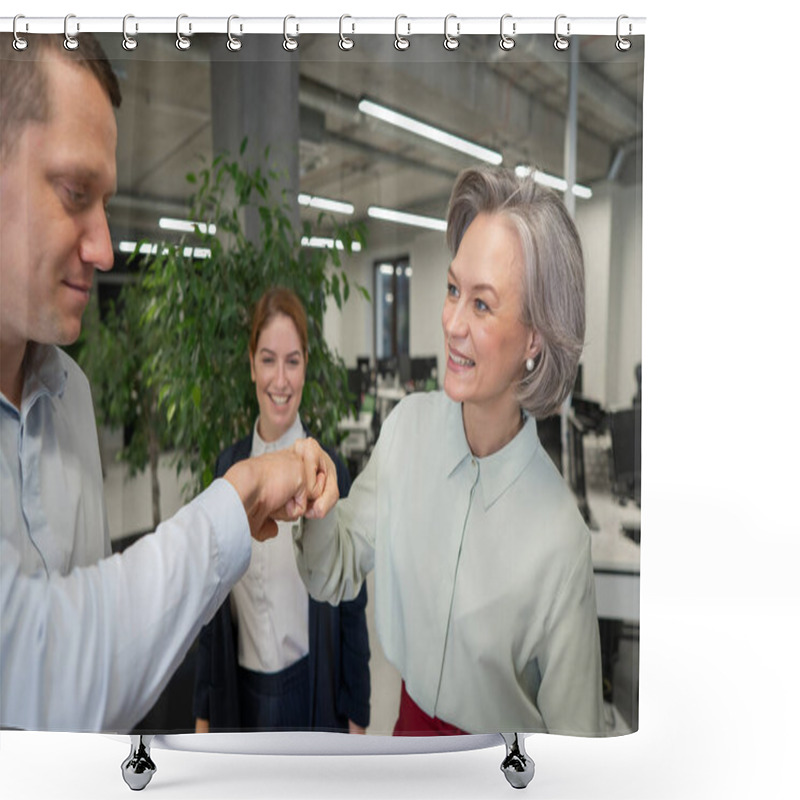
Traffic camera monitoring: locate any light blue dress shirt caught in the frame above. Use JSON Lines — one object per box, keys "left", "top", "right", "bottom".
{"left": 295, "top": 391, "right": 604, "bottom": 735}
{"left": 1, "top": 345, "right": 251, "bottom": 731}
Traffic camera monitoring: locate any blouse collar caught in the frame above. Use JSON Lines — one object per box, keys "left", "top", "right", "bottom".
{"left": 251, "top": 414, "right": 305, "bottom": 456}
{"left": 443, "top": 395, "right": 541, "bottom": 510}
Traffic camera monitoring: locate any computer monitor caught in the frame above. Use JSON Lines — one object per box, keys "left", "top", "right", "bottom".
{"left": 397, "top": 354, "right": 412, "bottom": 387}
{"left": 410, "top": 356, "right": 438, "bottom": 387}
{"left": 609, "top": 407, "right": 641, "bottom": 506}
{"left": 573, "top": 363, "right": 583, "bottom": 396}
{"left": 537, "top": 415, "right": 563, "bottom": 474}
{"left": 571, "top": 395, "right": 606, "bottom": 433}
{"left": 566, "top": 412, "right": 597, "bottom": 530}
{"left": 347, "top": 368, "right": 363, "bottom": 413}
{"left": 377, "top": 356, "right": 397, "bottom": 379}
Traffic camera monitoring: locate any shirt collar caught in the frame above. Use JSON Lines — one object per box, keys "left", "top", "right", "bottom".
{"left": 477, "top": 414, "right": 540, "bottom": 509}
{"left": 251, "top": 414, "right": 305, "bottom": 456}
{"left": 444, "top": 395, "right": 541, "bottom": 510}
{"left": 11, "top": 344, "right": 67, "bottom": 417}
{"left": 444, "top": 396, "right": 473, "bottom": 476}
{"left": 0, "top": 344, "right": 67, "bottom": 421}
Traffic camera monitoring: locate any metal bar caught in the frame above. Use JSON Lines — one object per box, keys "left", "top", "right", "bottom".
{"left": 0, "top": 16, "right": 647, "bottom": 37}
{"left": 563, "top": 37, "right": 580, "bottom": 219}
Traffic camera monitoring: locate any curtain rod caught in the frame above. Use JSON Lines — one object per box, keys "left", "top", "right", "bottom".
{"left": 1, "top": 15, "right": 646, "bottom": 40}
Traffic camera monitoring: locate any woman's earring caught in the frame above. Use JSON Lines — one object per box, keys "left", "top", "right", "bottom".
{"left": 526, "top": 357, "right": 535, "bottom": 372}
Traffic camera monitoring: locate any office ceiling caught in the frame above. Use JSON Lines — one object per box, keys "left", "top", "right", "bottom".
{"left": 101, "top": 32, "right": 644, "bottom": 247}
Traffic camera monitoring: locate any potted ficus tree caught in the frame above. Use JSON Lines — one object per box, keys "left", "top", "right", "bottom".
{"left": 75, "top": 278, "right": 173, "bottom": 528}
{"left": 77, "top": 141, "right": 367, "bottom": 527}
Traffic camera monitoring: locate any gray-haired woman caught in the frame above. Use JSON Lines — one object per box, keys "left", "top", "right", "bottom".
{"left": 294, "top": 166, "right": 603, "bottom": 736}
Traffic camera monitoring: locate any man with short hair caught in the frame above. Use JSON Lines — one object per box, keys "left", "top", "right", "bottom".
{"left": 0, "top": 33, "right": 338, "bottom": 731}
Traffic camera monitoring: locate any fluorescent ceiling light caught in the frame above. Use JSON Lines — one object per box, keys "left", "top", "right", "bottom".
{"left": 301, "top": 236, "right": 362, "bottom": 252}
{"left": 118, "top": 241, "right": 210, "bottom": 259}
{"left": 571, "top": 184, "right": 593, "bottom": 200}
{"left": 358, "top": 98, "right": 503, "bottom": 166}
{"left": 159, "top": 217, "right": 217, "bottom": 236}
{"left": 533, "top": 170, "right": 569, "bottom": 192}
{"left": 119, "top": 241, "right": 165, "bottom": 255}
{"left": 185, "top": 247, "right": 212, "bottom": 259}
{"left": 368, "top": 206, "right": 447, "bottom": 232}
{"left": 298, "top": 193, "right": 355, "bottom": 215}
{"left": 515, "top": 166, "right": 593, "bottom": 199}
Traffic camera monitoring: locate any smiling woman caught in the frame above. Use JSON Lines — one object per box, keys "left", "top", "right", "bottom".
{"left": 445, "top": 167, "right": 585, "bottom": 424}
{"left": 442, "top": 212, "right": 539, "bottom": 457}
{"left": 248, "top": 290, "right": 309, "bottom": 444}
{"left": 293, "top": 165, "right": 602, "bottom": 738}
{"left": 193, "top": 287, "right": 371, "bottom": 737}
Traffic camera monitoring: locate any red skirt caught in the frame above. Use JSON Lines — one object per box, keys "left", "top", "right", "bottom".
{"left": 393, "top": 682, "right": 467, "bottom": 736}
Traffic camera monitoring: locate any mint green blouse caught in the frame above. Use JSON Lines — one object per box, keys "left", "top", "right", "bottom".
{"left": 295, "top": 391, "right": 603, "bottom": 735}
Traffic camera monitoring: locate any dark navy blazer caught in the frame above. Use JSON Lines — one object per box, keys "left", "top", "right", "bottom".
{"left": 192, "top": 434, "right": 371, "bottom": 731}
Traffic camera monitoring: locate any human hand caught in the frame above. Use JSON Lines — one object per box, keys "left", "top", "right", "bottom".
{"left": 348, "top": 720, "right": 366, "bottom": 735}
{"left": 195, "top": 718, "right": 209, "bottom": 733}
{"left": 290, "top": 438, "right": 339, "bottom": 521}
{"left": 223, "top": 440, "right": 338, "bottom": 542}
{"left": 223, "top": 448, "right": 314, "bottom": 541}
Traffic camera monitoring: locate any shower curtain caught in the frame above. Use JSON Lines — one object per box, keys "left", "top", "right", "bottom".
{"left": 0, "top": 9, "right": 644, "bottom": 785}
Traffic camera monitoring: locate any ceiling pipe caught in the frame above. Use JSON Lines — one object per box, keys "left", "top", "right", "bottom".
{"left": 607, "top": 136, "right": 642, "bottom": 182}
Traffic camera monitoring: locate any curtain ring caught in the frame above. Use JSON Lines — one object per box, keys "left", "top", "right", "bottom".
{"left": 122, "top": 15, "right": 138, "bottom": 51}
{"left": 176, "top": 14, "right": 191, "bottom": 51}
{"left": 553, "top": 14, "right": 570, "bottom": 51}
{"left": 616, "top": 15, "right": 632, "bottom": 51}
{"left": 283, "top": 15, "right": 299, "bottom": 51}
{"left": 339, "top": 15, "right": 355, "bottom": 51}
{"left": 499, "top": 14, "right": 515, "bottom": 51}
{"left": 227, "top": 15, "right": 242, "bottom": 51}
{"left": 443, "top": 14, "right": 460, "bottom": 51}
{"left": 12, "top": 15, "right": 28, "bottom": 51}
{"left": 63, "top": 13, "right": 79, "bottom": 51}
{"left": 394, "top": 15, "right": 410, "bottom": 51}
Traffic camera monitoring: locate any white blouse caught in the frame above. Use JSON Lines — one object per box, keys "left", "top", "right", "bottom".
{"left": 231, "top": 415, "right": 309, "bottom": 674}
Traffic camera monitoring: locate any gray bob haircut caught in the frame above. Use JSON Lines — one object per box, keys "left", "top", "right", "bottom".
{"left": 446, "top": 166, "right": 585, "bottom": 419}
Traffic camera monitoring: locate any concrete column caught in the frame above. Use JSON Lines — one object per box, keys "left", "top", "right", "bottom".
{"left": 209, "top": 37, "right": 300, "bottom": 240}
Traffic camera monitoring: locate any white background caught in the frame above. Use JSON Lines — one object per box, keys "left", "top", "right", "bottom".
{"left": 2, "top": 1, "right": 799, "bottom": 798}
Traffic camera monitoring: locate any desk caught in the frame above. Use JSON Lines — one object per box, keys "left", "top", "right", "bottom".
{"left": 588, "top": 489, "right": 640, "bottom": 621}
{"left": 376, "top": 386, "right": 407, "bottom": 402}
{"left": 337, "top": 413, "right": 373, "bottom": 461}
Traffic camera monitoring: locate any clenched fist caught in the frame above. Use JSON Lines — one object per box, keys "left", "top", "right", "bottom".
{"left": 223, "top": 438, "right": 339, "bottom": 541}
